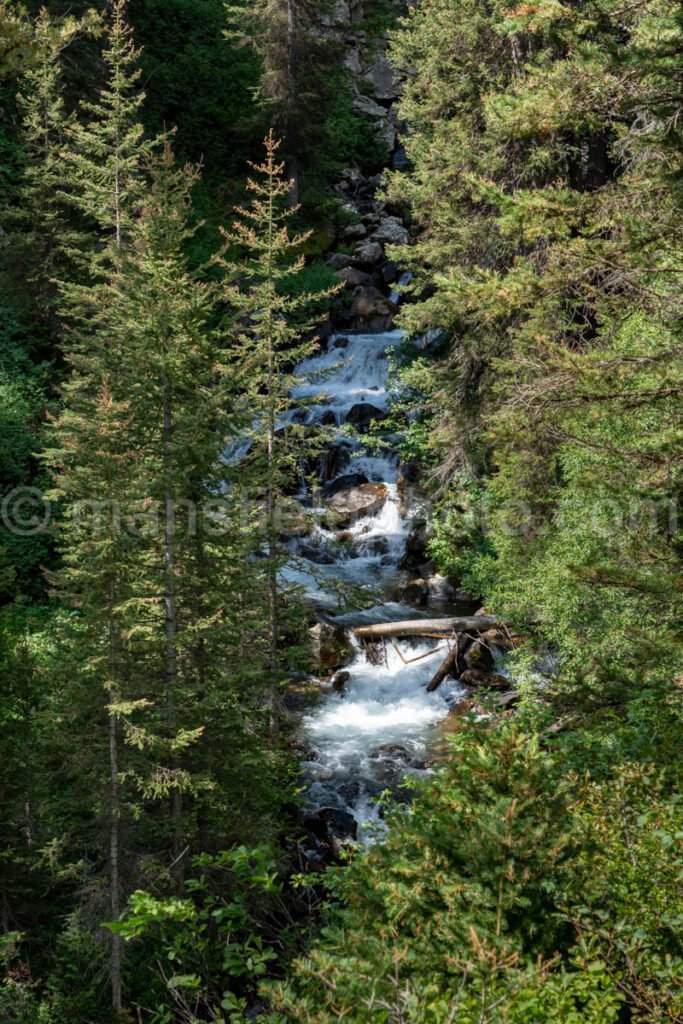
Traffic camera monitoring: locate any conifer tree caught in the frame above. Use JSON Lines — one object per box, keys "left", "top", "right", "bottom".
{"left": 11, "top": 8, "right": 97, "bottom": 340}
{"left": 219, "top": 131, "right": 334, "bottom": 710}
{"left": 226, "top": 1, "right": 338, "bottom": 201}
{"left": 45, "top": 1, "right": 155, "bottom": 1011}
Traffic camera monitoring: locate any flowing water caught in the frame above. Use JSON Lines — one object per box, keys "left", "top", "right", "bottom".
{"left": 287, "top": 328, "right": 473, "bottom": 843}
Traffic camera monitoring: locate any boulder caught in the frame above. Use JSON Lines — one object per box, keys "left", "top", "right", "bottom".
{"left": 304, "top": 806, "right": 357, "bottom": 841}
{"left": 327, "top": 483, "right": 388, "bottom": 525}
{"left": 495, "top": 691, "right": 520, "bottom": 709}
{"left": 331, "top": 669, "right": 351, "bottom": 693}
{"left": 342, "top": 222, "right": 367, "bottom": 241}
{"left": 352, "top": 94, "right": 387, "bottom": 119}
{"left": 373, "top": 216, "right": 409, "bottom": 246}
{"left": 425, "top": 574, "right": 456, "bottom": 603}
{"left": 363, "top": 54, "right": 398, "bottom": 101}
{"left": 379, "top": 260, "right": 399, "bottom": 285}
{"left": 459, "top": 668, "right": 509, "bottom": 690}
{"left": 326, "top": 252, "right": 352, "bottom": 270}
{"left": 353, "top": 240, "right": 384, "bottom": 266}
{"left": 351, "top": 284, "right": 393, "bottom": 321}
{"left": 309, "top": 621, "right": 355, "bottom": 672}
{"left": 333, "top": 335, "right": 350, "bottom": 348}
{"left": 401, "top": 519, "right": 431, "bottom": 567}
{"left": 337, "top": 267, "right": 373, "bottom": 288}
{"left": 324, "top": 471, "right": 370, "bottom": 496}
{"left": 399, "top": 577, "right": 429, "bottom": 607}
{"left": 346, "top": 402, "right": 388, "bottom": 433}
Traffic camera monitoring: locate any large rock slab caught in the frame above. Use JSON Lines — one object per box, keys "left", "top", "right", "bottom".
{"left": 327, "top": 482, "right": 388, "bottom": 525}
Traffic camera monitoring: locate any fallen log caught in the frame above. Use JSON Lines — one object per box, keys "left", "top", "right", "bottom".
{"left": 354, "top": 616, "right": 498, "bottom": 640}
{"left": 426, "top": 635, "right": 474, "bottom": 693}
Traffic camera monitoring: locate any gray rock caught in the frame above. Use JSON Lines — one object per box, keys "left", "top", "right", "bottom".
{"left": 353, "top": 240, "right": 384, "bottom": 265}
{"left": 363, "top": 54, "right": 398, "bottom": 101}
{"left": 326, "top": 252, "right": 353, "bottom": 270}
{"left": 342, "top": 222, "right": 368, "bottom": 241}
{"left": 327, "top": 482, "right": 388, "bottom": 525}
{"left": 374, "top": 216, "right": 409, "bottom": 246}
{"left": 352, "top": 94, "right": 387, "bottom": 119}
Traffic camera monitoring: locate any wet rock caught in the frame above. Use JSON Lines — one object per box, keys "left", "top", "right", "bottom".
{"left": 399, "top": 577, "right": 429, "bottom": 607}
{"left": 333, "top": 335, "right": 350, "bottom": 348}
{"left": 425, "top": 574, "right": 456, "bottom": 603}
{"left": 371, "top": 743, "right": 411, "bottom": 761}
{"left": 459, "top": 668, "right": 509, "bottom": 690}
{"left": 464, "top": 638, "right": 495, "bottom": 672}
{"left": 353, "top": 240, "right": 384, "bottom": 266}
{"left": 324, "top": 472, "right": 370, "bottom": 496}
{"left": 401, "top": 519, "right": 432, "bottom": 567}
{"left": 309, "top": 622, "right": 355, "bottom": 672}
{"left": 350, "top": 284, "right": 393, "bottom": 323}
{"left": 337, "top": 780, "right": 361, "bottom": 805}
{"left": 337, "top": 267, "right": 373, "bottom": 289}
{"left": 346, "top": 402, "right": 389, "bottom": 433}
{"left": 297, "top": 541, "right": 336, "bottom": 566}
{"left": 319, "top": 410, "right": 338, "bottom": 426}
{"left": 309, "top": 444, "right": 351, "bottom": 485}
{"left": 358, "top": 535, "right": 389, "bottom": 556}
{"left": 331, "top": 669, "right": 351, "bottom": 693}
{"left": 305, "top": 806, "right": 358, "bottom": 842}
{"left": 327, "top": 482, "right": 388, "bottom": 525}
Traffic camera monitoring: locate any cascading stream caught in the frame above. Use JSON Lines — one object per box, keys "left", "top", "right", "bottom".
{"left": 288, "top": 328, "right": 471, "bottom": 844}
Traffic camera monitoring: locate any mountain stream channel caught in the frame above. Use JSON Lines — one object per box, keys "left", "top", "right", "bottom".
{"left": 281, "top": 323, "right": 508, "bottom": 860}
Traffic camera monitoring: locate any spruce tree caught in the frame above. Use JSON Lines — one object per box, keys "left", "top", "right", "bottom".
{"left": 11, "top": 8, "right": 96, "bottom": 340}
{"left": 218, "top": 131, "right": 334, "bottom": 717}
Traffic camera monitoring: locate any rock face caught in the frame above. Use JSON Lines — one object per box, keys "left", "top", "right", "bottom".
{"left": 327, "top": 482, "right": 388, "bottom": 525}
{"left": 346, "top": 402, "right": 388, "bottom": 433}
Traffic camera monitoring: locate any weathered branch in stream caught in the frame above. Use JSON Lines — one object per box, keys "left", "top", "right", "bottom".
{"left": 426, "top": 634, "right": 474, "bottom": 692}
{"left": 353, "top": 616, "right": 498, "bottom": 641}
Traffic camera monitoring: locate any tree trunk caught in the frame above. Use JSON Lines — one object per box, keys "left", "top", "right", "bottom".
{"left": 162, "top": 385, "right": 183, "bottom": 886}
{"left": 354, "top": 616, "right": 499, "bottom": 640}
{"left": 107, "top": 582, "right": 122, "bottom": 1015}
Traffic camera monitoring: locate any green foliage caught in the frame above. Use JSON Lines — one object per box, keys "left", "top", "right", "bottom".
{"left": 272, "top": 717, "right": 683, "bottom": 1023}
{"left": 112, "top": 846, "right": 287, "bottom": 1022}
{"left": 386, "top": 0, "right": 683, "bottom": 703}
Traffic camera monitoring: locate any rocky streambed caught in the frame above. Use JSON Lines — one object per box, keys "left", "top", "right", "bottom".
{"left": 282, "top": 321, "right": 514, "bottom": 864}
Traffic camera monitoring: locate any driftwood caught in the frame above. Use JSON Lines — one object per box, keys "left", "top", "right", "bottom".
{"left": 426, "top": 635, "right": 474, "bottom": 692}
{"left": 353, "top": 616, "right": 498, "bottom": 641}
